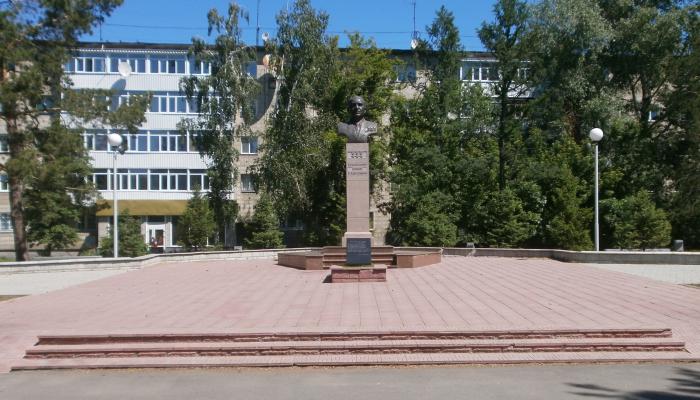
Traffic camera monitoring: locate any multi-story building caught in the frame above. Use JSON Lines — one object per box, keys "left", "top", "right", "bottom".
{"left": 63, "top": 42, "right": 275, "bottom": 251}
{"left": 0, "top": 42, "right": 516, "bottom": 255}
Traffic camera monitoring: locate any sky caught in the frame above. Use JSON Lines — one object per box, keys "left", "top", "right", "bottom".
{"left": 80, "top": 0, "right": 499, "bottom": 50}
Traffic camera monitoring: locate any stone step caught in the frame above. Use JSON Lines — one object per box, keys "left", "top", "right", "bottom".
{"left": 24, "top": 338, "right": 687, "bottom": 359}
{"left": 13, "top": 350, "right": 700, "bottom": 371}
{"left": 35, "top": 328, "right": 674, "bottom": 345}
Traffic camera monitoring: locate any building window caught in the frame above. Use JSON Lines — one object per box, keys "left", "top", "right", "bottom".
{"left": 517, "top": 67, "right": 529, "bottom": 81}
{"left": 246, "top": 62, "right": 257, "bottom": 77}
{"left": 189, "top": 170, "right": 210, "bottom": 191}
{"left": 461, "top": 61, "right": 499, "bottom": 82}
{"left": 241, "top": 136, "right": 258, "bottom": 154}
{"left": 190, "top": 59, "right": 211, "bottom": 75}
{"left": 0, "top": 174, "right": 8, "bottom": 191}
{"left": 170, "top": 170, "right": 188, "bottom": 191}
{"left": 83, "top": 131, "right": 110, "bottom": 151}
{"left": 0, "top": 213, "right": 12, "bottom": 231}
{"left": 150, "top": 57, "right": 186, "bottom": 74}
{"left": 109, "top": 55, "right": 146, "bottom": 74}
{"left": 93, "top": 169, "right": 211, "bottom": 192}
{"left": 150, "top": 93, "right": 191, "bottom": 113}
{"left": 93, "top": 169, "right": 109, "bottom": 190}
{"left": 95, "top": 133, "right": 108, "bottom": 151}
{"left": 149, "top": 169, "right": 168, "bottom": 191}
{"left": 648, "top": 110, "right": 659, "bottom": 122}
{"left": 240, "top": 174, "right": 255, "bottom": 192}
{"left": 146, "top": 131, "right": 187, "bottom": 152}
{"left": 0, "top": 135, "right": 8, "bottom": 152}
{"left": 128, "top": 132, "right": 149, "bottom": 152}
{"left": 71, "top": 56, "right": 105, "bottom": 73}
{"left": 395, "top": 64, "right": 416, "bottom": 82}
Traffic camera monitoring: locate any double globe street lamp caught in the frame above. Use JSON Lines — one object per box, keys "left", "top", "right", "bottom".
{"left": 107, "top": 133, "right": 124, "bottom": 258}
{"left": 589, "top": 128, "right": 604, "bottom": 252}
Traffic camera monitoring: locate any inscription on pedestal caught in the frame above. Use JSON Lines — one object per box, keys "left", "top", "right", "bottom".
{"left": 346, "top": 238, "right": 372, "bottom": 265}
{"left": 347, "top": 150, "right": 369, "bottom": 178}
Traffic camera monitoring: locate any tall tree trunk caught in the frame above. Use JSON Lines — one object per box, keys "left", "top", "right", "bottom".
{"left": 498, "top": 91, "right": 508, "bottom": 191}
{"left": 6, "top": 116, "right": 30, "bottom": 261}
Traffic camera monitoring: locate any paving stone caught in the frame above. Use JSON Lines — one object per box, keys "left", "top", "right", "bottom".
{"left": 0, "top": 257, "right": 699, "bottom": 371}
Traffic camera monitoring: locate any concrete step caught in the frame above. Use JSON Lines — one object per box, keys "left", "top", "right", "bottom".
{"left": 24, "top": 337, "right": 687, "bottom": 359}
{"left": 13, "top": 350, "right": 700, "bottom": 371}
{"left": 35, "top": 328, "right": 674, "bottom": 345}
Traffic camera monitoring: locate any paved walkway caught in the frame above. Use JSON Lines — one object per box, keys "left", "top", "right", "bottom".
{"left": 586, "top": 263, "right": 700, "bottom": 284}
{"left": 0, "top": 256, "right": 699, "bottom": 372}
{"left": 2, "top": 364, "right": 700, "bottom": 400}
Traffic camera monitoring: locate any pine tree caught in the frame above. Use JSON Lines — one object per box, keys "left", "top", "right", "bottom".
{"left": 178, "top": 187, "right": 216, "bottom": 251}
{"left": 244, "top": 194, "right": 284, "bottom": 249}
{"left": 602, "top": 191, "right": 672, "bottom": 250}
{"left": 24, "top": 122, "right": 94, "bottom": 255}
{"left": 99, "top": 210, "right": 148, "bottom": 257}
{"left": 1, "top": 1, "right": 146, "bottom": 260}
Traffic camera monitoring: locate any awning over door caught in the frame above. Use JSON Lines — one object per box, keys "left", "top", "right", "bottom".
{"left": 96, "top": 200, "right": 188, "bottom": 216}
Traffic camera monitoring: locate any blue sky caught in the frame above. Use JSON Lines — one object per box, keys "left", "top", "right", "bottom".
{"left": 80, "top": 0, "right": 498, "bottom": 50}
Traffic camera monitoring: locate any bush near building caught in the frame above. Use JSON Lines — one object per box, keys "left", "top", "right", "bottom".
{"left": 245, "top": 194, "right": 284, "bottom": 250}
{"left": 99, "top": 210, "right": 148, "bottom": 257}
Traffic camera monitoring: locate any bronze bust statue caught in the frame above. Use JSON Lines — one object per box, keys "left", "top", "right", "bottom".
{"left": 337, "top": 95, "right": 377, "bottom": 143}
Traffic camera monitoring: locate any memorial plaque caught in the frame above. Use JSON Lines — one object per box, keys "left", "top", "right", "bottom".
{"left": 346, "top": 238, "right": 372, "bottom": 265}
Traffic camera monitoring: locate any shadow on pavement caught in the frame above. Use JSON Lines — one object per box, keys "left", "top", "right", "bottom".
{"left": 568, "top": 367, "right": 700, "bottom": 399}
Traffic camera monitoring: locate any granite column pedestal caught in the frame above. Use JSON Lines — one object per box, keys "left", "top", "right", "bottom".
{"left": 343, "top": 142, "right": 372, "bottom": 249}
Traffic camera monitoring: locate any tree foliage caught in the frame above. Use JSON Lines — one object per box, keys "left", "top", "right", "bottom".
{"left": 244, "top": 194, "right": 284, "bottom": 249}
{"left": 254, "top": 0, "right": 396, "bottom": 246}
{"left": 601, "top": 191, "right": 672, "bottom": 250}
{"left": 178, "top": 187, "right": 216, "bottom": 251}
{"left": 0, "top": 0, "right": 149, "bottom": 260}
{"left": 180, "top": 2, "right": 259, "bottom": 245}
{"left": 99, "top": 210, "right": 148, "bottom": 258}
{"left": 24, "top": 122, "right": 93, "bottom": 255}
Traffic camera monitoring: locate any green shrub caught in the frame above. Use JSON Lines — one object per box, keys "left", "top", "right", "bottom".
{"left": 99, "top": 210, "right": 148, "bottom": 257}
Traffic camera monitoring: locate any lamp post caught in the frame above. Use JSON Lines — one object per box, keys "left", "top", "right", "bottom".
{"left": 107, "top": 133, "right": 123, "bottom": 258}
{"left": 589, "top": 128, "right": 604, "bottom": 252}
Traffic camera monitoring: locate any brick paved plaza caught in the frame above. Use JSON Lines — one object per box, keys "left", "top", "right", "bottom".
{"left": 0, "top": 256, "right": 699, "bottom": 371}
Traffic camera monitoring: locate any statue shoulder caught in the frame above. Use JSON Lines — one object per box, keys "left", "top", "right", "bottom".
{"left": 364, "top": 120, "right": 378, "bottom": 133}
{"left": 337, "top": 122, "right": 351, "bottom": 135}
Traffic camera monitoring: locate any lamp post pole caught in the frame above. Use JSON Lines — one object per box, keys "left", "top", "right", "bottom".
{"left": 589, "top": 128, "right": 604, "bottom": 252}
{"left": 107, "top": 133, "right": 123, "bottom": 258}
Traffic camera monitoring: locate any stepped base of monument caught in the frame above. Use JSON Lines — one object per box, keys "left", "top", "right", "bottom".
{"left": 277, "top": 246, "right": 442, "bottom": 271}
{"left": 12, "top": 327, "right": 694, "bottom": 371}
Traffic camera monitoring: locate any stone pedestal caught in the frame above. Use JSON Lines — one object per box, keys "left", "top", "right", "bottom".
{"left": 330, "top": 265, "right": 387, "bottom": 283}
{"left": 343, "top": 142, "right": 372, "bottom": 247}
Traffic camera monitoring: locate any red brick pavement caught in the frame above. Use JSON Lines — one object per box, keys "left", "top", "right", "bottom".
{"left": 1, "top": 256, "right": 699, "bottom": 371}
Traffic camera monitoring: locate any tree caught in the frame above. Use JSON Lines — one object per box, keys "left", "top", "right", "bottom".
{"left": 398, "top": 191, "right": 458, "bottom": 247}
{"left": 253, "top": 0, "right": 342, "bottom": 245}
{"left": 244, "top": 194, "right": 284, "bottom": 249}
{"left": 479, "top": 0, "right": 533, "bottom": 190}
{"left": 99, "top": 210, "right": 148, "bottom": 257}
{"left": 301, "top": 34, "right": 397, "bottom": 246}
{"left": 465, "top": 188, "right": 540, "bottom": 248}
{"left": 180, "top": 2, "right": 259, "bottom": 245}
{"left": 601, "top": 191, "right": 672, "bottom": 250}
{"left": 665, "top": 18, "right": 700, "bottom": 248}
{"left": 23, "top": 122, "right": 94, "bottom": 256}
{"left": 388, "top": 6, "right": 478, "bottom": 246}
{"left": 598, "top": 0, "right": 696, "bottom": 203}
{"left": 178, "top": 187, "right": 215, "bottom": 251}
{"left": 0, "top": 0, "right": 126, "bottom": 260}
{"left": 529, "top": 0, "right": 614, "bottom": 129}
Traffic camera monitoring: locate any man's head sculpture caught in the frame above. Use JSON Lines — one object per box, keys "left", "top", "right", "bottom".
{"left": 348, "top": 95, "right": 366, "bottom": 124}
{"left": 337, "top": 95, "right": 377, "bottom": 143}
